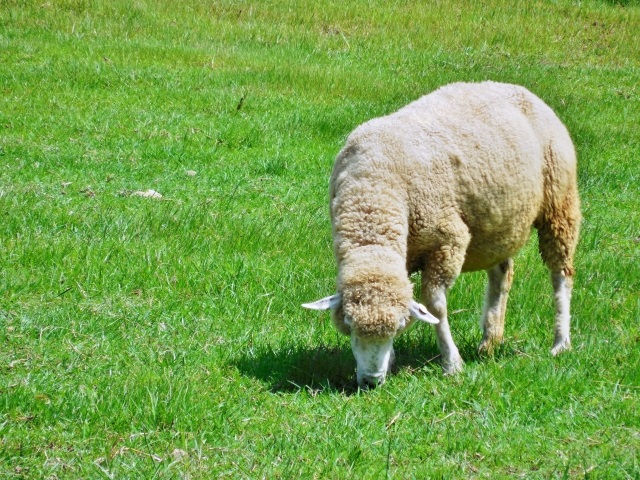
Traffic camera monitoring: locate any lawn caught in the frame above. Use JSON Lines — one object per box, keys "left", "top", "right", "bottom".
{"left": 1, "top": 0, "right": 639, "bottom": 478}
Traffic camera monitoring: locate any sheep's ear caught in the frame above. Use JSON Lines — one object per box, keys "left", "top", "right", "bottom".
{"left": 409, "top": 300, "right": 439, "bottom": 324}
{"left": 302, "top": 293, "right": 342, "bottom": 311}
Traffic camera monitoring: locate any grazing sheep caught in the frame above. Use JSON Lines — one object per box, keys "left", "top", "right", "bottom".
{"left": 304, "top": 81, "right": 581, "bottom": 388}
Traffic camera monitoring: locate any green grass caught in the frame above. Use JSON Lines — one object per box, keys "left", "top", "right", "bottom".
{"left": 1, "top": 0, "right": 639, "bottom": 478}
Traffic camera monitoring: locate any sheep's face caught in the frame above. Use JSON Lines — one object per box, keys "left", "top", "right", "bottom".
{"left": 350, "top": 333, "right": 396, "bottom": 388}
{"left": 303, "top": 293, "right": 438, "bottom": 388}
{"left": 339, "top": 295, "right": 407, "bottom": 388}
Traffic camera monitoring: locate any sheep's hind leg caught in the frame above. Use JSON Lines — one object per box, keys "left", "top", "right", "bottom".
{"left": 550, "top": 270, "right": 573, "bottom": 355}
{"left": 536, "top": 178, "right": 580, "bottom": 355}
{"left": 478, "top": 258, "right": 514, "bottom": 355}
{"left": 537, "top": 185, "right": 580, "bottom": 356}
{"left": 422, "top": 284, "right": 463, "bottom": 375}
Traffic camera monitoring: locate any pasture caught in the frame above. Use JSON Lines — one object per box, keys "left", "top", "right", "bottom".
{"left": 1, "top": 0, "right": 638, "bottom": 477}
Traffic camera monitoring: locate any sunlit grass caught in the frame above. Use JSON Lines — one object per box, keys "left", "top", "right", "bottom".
{"left": 1, "top": 0, "right": 639, "bottom": 477}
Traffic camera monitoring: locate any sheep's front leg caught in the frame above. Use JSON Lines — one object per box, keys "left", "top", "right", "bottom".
{"left": 423, "top": 284, "right": 463, "bottom": 375}
{"left": 478, "top": 258, "right": 514, "bottom": 355}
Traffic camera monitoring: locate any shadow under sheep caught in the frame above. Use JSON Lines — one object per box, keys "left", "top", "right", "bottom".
{"left": 231, "top": 331, "right": 495, "bottom": 394}
{"left": 232, "top": 343, "right": 359, "bottom": 394}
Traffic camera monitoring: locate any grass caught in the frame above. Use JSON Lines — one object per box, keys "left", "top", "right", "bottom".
{"left": 1, "top": 0, "right": 639, "bottom": 478}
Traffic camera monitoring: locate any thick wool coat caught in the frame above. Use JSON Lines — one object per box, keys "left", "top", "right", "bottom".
{"left": 329, "top": 81, "right": 581, "bottom": 338}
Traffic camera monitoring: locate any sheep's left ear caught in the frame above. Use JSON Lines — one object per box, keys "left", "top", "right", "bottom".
{"left": 302, "top": 293, "right": 342, "bottom": 311}
{"left": 409, "top": 300, "right": 439, "bottom": 324}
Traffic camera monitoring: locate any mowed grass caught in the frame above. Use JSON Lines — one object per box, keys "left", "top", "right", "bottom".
{"left": 1, "top": 0, "right": 639, "bottom": 478}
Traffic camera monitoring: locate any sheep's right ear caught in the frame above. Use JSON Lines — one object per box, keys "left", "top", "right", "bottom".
{"left": 409, "top": 300, "right": 439, "bottom": 324}
{"left": 302, "top": 293, "right": 342, "bottom": 311}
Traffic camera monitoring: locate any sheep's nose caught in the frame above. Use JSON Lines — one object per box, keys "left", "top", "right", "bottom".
{"left": 358, "top": 372, "right": 386, "bottom": 389}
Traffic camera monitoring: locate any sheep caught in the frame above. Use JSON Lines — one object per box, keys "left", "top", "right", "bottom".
{"left": 303, "top": 81, "right": 581, "bottom": 388}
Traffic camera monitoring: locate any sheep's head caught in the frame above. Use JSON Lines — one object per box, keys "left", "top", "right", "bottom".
{"left": 303, "top": 285, "right": 438, "bottom": 388}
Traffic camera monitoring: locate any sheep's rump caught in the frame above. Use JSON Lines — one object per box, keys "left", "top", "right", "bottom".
{"left": 330, "top": 81, "right": 577, "bottom": 274}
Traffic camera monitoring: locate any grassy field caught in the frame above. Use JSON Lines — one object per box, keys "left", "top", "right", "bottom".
{"left": 1, "top": 0, "right": 639, "bottom": 478}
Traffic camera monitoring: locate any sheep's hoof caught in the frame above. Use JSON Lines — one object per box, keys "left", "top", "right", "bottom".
{"left": 551, "top": 337, "right": 571, "bottom": 356}
{"left": 477, "top": 336, "right": 503, "bottom": 356}
{"left": 441, "top": 355, "right": 464, "bottom": 375}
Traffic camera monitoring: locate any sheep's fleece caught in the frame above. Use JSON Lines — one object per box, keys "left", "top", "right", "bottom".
{"left": 304, "top": 81, "right": 581, "bottom": 387}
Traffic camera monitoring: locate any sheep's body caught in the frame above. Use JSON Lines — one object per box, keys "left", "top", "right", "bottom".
{"left": 305, "top": 81, "right": 581, "bottom": 387}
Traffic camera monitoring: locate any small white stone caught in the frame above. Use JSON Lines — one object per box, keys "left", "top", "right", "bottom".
{"left": 133, "top": 189, "right": 163, "bottom": 199}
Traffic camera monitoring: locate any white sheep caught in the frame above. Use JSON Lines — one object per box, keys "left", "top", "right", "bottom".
{"left": 304, "top": 81, "right": 581, "bottom": 388}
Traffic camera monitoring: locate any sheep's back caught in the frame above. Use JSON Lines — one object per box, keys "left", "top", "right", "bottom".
{"left": 332, "top": 82, "right": 576, "bottom": 273}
